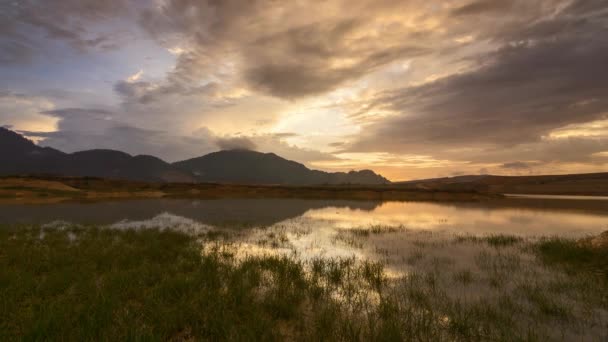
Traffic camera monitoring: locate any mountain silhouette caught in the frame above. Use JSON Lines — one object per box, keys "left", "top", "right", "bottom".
{"left": 173, "top": 150, "right": 389, "bottom": 185}
{"left": 0, "top": 128, "right": 389, "bottom": 185}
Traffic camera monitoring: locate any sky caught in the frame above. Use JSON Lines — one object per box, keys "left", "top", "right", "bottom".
{"left": 1, "top": 0, "right": 607, "bottom": 181}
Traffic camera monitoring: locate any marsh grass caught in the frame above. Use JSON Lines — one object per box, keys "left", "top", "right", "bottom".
{"left": 535, "top": 237, "right": 608, "bottom": 281}
{"left": 455, "top": 234, "right": 524, "bottom": 248}
{"left": 344, "top": 224, "right": 408, "bottom": 237}
{"left": 1, "top": 225, "right": 607, "bottom": 341}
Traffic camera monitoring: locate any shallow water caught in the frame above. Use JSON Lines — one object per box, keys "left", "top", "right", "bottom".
{"left": 1, "top": 197, "right": 607, "bottom": 236}
{"left": 3, "top": 198, "right": 607, "bottom": 338}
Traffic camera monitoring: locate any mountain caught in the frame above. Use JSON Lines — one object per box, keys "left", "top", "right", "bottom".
{"left": 0, "top": 127, "right": 65, "bottom": 175}
{"left": 0, "top": 128, "right": 194, "bottom": 182}
{"left": 0, "top": 128, "right": 389, "bottom": 185}
{"left": 173, "top": 150, "right": 390, "bottom": 185}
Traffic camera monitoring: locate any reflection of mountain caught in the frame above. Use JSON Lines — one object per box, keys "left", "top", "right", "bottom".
{"left": 0, "top": 199, "right": 383, "bottom": 226}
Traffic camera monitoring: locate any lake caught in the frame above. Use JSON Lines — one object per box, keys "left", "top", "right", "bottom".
{"left": 1, "top": 197, "right": 607, "bottom": 237}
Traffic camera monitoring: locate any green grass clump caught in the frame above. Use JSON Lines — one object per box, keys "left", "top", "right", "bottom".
{"left": 455, "top": 234, "right": 523, "bottom": 248}
{"left": 535, "top": 237, "right": 608, "bottom": 280}
{"left": 346, "top": 225, "right": 407, "bottom": 237}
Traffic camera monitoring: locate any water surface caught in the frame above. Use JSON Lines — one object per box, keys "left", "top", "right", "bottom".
{"left": 1, "top": 197, "right": 606, "bottom": 237}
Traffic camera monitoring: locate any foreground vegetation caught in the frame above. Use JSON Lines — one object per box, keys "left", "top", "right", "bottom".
{"left": 1, "top": 225, "right": 607, "bottom": 341}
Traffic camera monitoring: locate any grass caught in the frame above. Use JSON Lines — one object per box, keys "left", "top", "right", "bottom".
{"left": 345, "top": 224, "right": 408, "bottom": 237}
{"left": 455, "top": 234, "right": 523, "bottom": 247}
{"left": 1, "top": 225, "right": 607, "bottom": 341}
{"left": 535, "top": 237, "right": 608, "bottom": 281}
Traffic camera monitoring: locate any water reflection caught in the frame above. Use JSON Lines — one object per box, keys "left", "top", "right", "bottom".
{"left": 304, "top": 201, "right": 608, "bottom": 236}
{"left": 0, "top": 198, "right": 606, "bottom": 236}
{"left": 0, "top": 199, "right": 381, "bottom": 227}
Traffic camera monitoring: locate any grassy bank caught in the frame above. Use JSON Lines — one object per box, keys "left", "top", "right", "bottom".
{"left": 1, "top": 225, "right": 606, "bottom": 341}
{"left": 0, "top": 176, "right": 497, "bottom": 204}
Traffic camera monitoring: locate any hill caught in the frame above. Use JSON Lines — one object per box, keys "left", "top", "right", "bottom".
{"left": 396, "top": 173, "right": 608, "bottom": 196}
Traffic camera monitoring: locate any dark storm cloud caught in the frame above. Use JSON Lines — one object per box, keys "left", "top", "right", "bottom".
{"left": 43, "top": 108, "right": 113, "bottom": 119}
{"left": 0, "top": 0, "right": 129, "bottom": 63}
{"left": 244, "top": 44, "right": 429, "bottom": 99}
{"left": 242, "top": 17, "right": 430, "bottom": 98}
{"left": 501, "top": 162, "right": 533, "bottom": 170}
{"left": 349, "top": 1, "right": 608, "bottom": 160}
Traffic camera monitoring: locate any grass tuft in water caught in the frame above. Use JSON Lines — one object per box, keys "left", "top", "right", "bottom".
{"left": 535, "top": 237, "right": 608, "bottom": 281}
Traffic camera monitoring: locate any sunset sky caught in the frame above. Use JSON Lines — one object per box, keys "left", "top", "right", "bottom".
{"left": 1, "top": 0, "right": 607, "bottom": 181}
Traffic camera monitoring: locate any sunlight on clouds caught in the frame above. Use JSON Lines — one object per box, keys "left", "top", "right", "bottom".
{"left": 167, "top": 47, "right": 186, "bottom": 55}
{"left": 0, "top": 94, "right": 59, "bottom": 133}
{"left": 271, "top": 93, "right": 362, "bottom": 151}
{"left": 454, "top": 35, "right": 474, "bottom": 44}
{"left": 548, "top": 119, "right": 608, "bottom": 139}
{"left": 315, "top": 152, "right": 461, "bottom": 169}
{"left": 126, "top": 70, "right": 144, "bottom": 83}
{"left": 199, "top": 96, "right": 288, "bottom": 136}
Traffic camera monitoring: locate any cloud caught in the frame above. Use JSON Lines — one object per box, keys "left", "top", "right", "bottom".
{"left": 0, "top": 0, "right": 130, "bottom": 63}
{"left": 139, "top": 0, "right": 435, "bottom": 99}
{"left": 0, "top": 92, "right": 58, "bottom": 132}
{"left": 3, "top": 0, "right": 608, "bottom": 179}
{"left": 501, "top": 161, "right": 533, "bottom": 170}
{"left": 346, "top": 1, "right": 608, "bottom": 163}
{"left": 126, "top": 70, "right": 143, "bottom": 83}
{"left": 215, "top": 136, "right": 257, "bottom": 150}
{"left": 451, "top": 0, "right": 514, "bottom": 16}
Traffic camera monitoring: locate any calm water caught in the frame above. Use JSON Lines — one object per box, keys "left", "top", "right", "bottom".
{"left": 1, "top": 197, "right": 607, "bottom": 237}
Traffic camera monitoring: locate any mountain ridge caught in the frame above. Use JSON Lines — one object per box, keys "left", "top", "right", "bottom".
{"left": 0, "top": 127, "right": 389, "bottom": 185}
{"left": 173, "top": 149, "right": 389, "bottom": 185}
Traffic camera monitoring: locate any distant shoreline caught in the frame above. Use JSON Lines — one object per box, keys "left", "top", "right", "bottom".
{"left": 0, "top": 176, "right": 499, "bottom": 204}
{"left": 504, "top": 193, "right": 608, "bottom": 201}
